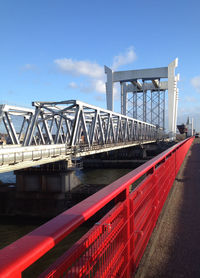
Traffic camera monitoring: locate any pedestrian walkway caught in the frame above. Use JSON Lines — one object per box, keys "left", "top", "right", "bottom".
{"left": 135, "top": 138, "right": 200, "bottom": 278}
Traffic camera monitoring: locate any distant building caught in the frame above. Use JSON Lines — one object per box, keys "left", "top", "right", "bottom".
{"left": 0, "top": 133, "right": 7, "bottom": 145}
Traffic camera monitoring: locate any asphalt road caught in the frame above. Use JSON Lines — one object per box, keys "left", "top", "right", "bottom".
{"left": 135, "top": 138, "right": 200, "bottom": 278}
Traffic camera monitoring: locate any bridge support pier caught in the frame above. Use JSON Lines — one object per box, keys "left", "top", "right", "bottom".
{"left": 14, "top": 161, "right": 81, "bottom": 216}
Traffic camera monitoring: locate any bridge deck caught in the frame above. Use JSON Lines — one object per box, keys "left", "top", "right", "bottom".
{"left": 135, "top": 138, "right": 200, "bottom": 278}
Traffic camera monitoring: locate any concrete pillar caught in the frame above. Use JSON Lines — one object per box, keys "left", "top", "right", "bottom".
{"left": 192, "top": 118, "right": 194, "bottom": 136}
{"left": 121, "top": 82, "right": 127, "bottom": 115}
{"left": 105, "top": 66, "right": 114, "bottom": 111}
{"left": 168, "top": 58, "right": 178, "bottom": 139}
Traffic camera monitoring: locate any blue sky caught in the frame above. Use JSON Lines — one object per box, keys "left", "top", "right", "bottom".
{"left": 1, "top": 0, "right": 200, "bottom": 129}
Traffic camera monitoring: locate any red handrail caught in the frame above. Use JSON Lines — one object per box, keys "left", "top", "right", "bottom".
{"left": 0, "top": 137, "right": 194, "bottom": 277}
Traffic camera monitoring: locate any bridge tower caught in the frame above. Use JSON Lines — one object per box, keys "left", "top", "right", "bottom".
{"left": 105, "top": 59, "right": 179, "bottom": 139}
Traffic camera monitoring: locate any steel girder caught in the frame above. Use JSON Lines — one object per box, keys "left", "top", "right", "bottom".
{"left": 0, "top": 101, "right": 161, "bottom": 173}
{"left": 118, "top": 80, "right": 167, "bottom": 130}
{"left": 105, "top": 59, "right": 179, "bottom": 137}
{"left": 0, "top": 100, "right": 159, "bottom": 149}
{"left": 24, "top": 100, "right": 157, "bottom": 146}
{"left": 0, "top": 105, "right": 34, "bottom": 145}
{"left": 126, "top": 88, "right": 165, "bottom": 129}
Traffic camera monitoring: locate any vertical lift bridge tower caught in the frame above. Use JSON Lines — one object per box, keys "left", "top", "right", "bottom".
{"left": 105, "top": 59, "right": 179, "bottom": 139}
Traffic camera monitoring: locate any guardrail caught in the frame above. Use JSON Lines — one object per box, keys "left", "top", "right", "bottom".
{"left": 0, "top": 137, "right": 194, "bottom": 277}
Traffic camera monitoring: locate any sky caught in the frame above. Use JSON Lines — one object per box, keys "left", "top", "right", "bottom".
{"left": 1, "top": 0, "right": 200, "bottom": 130}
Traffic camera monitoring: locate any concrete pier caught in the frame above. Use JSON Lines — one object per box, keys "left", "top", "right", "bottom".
{"left": 15, "top": 168, "right": 80, "bottom": 194}
{"left": 14, "top": 162, "right": 81, "bottom": 216}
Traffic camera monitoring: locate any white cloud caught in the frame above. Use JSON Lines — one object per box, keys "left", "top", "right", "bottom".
{"left": 68, "top": 81, "right": 78, "bottom": 89}
{"left": 56, "top": 46, "right": 136, "bottom": 101}
{"left": 68, "top": 79, "right": 106, "bottom": 94}
{"left": 92, "top": 79, "right": 106, "bottom": 94}
{"left": 191, "top": 75, "right": 200, "bottom": 93}
{"left": 21, "top": 64, "right": 36, "bottom": 71}
{"left": 54, "top": 58, "right": 104, "bottom": 79}
{"left": 112, "top": 46, "right": 137, "bottom": 70}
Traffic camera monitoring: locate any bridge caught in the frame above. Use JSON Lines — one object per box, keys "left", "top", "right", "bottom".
{"left": 0, "top": 59, "right": 179, "bottom": 173}
{"left": 0, "top": 100, "right": 160, "bottom": 173}
{"left": 0, "top": 59, "right": 190, "bottom": 277}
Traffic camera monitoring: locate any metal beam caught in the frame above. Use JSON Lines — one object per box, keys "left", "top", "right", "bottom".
{"left": 112, "top": 67, "right": 168, "bottom": 82}
{"left": 152, "top": 79, "right": 160, "bottom": 88}
{"left": 132, "top": 81, "right": 142, "bottom": 90}
{"left": 168, "top": 58, "right": 178, "bottom": 138}
{"left": 105, "top": 66, "right": 113, "bottom": 111}
{"left": 126, "top": 81, "right": 168, "bottom": 92}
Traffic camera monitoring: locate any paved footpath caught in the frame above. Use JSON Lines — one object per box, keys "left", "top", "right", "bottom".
{"left": 135, "top": 138, "right": 200, "bottom": 278}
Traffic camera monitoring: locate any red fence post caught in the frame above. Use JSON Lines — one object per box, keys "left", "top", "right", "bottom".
{"left": 126, "top": 187, "right": 131, "bottom": 278}
{"left": 152, "top": 166, "right": 159, "bottom": 224}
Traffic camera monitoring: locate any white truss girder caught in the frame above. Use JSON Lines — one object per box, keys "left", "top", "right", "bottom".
{"left": 0, "top": 100, "right": 163, "bottom": 173}
{"left": 0, "top": 100, "right": 159, "bottom": 148}
{"left": 24, "top": 100, "right": 157, "bottom": 147}
{"left": 0, "top": 105, "right": 34, "bottom": 145}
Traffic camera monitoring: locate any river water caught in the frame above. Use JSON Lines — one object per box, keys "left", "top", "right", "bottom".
{"left": 0, "top": 168, "right": 132, "bottom": 247}
{"left": 0, "top": 171, "right": 16, "bottom": 183}
{"left": 0, "top": 168, "right": 132, "bottom": 185}
{"left": 0, "top": 141, "right": 174, "bottom": 276}
{"left": 0, "top": 167, "right": 133, "bottom": 276}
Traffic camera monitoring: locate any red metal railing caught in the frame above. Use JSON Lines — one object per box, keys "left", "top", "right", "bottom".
{"left": 0, "top": 137, "right": 194, "bottom": 277}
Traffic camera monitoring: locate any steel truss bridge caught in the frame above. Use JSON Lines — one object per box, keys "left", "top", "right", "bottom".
{"left": 0, "top": 60, "right": 191, "bottom": 278}
{"left": 0, "top": 100, "right": 163, "bottom": 173}
{"left": 0, "top": 60, "right": 179, "bottom": 173}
